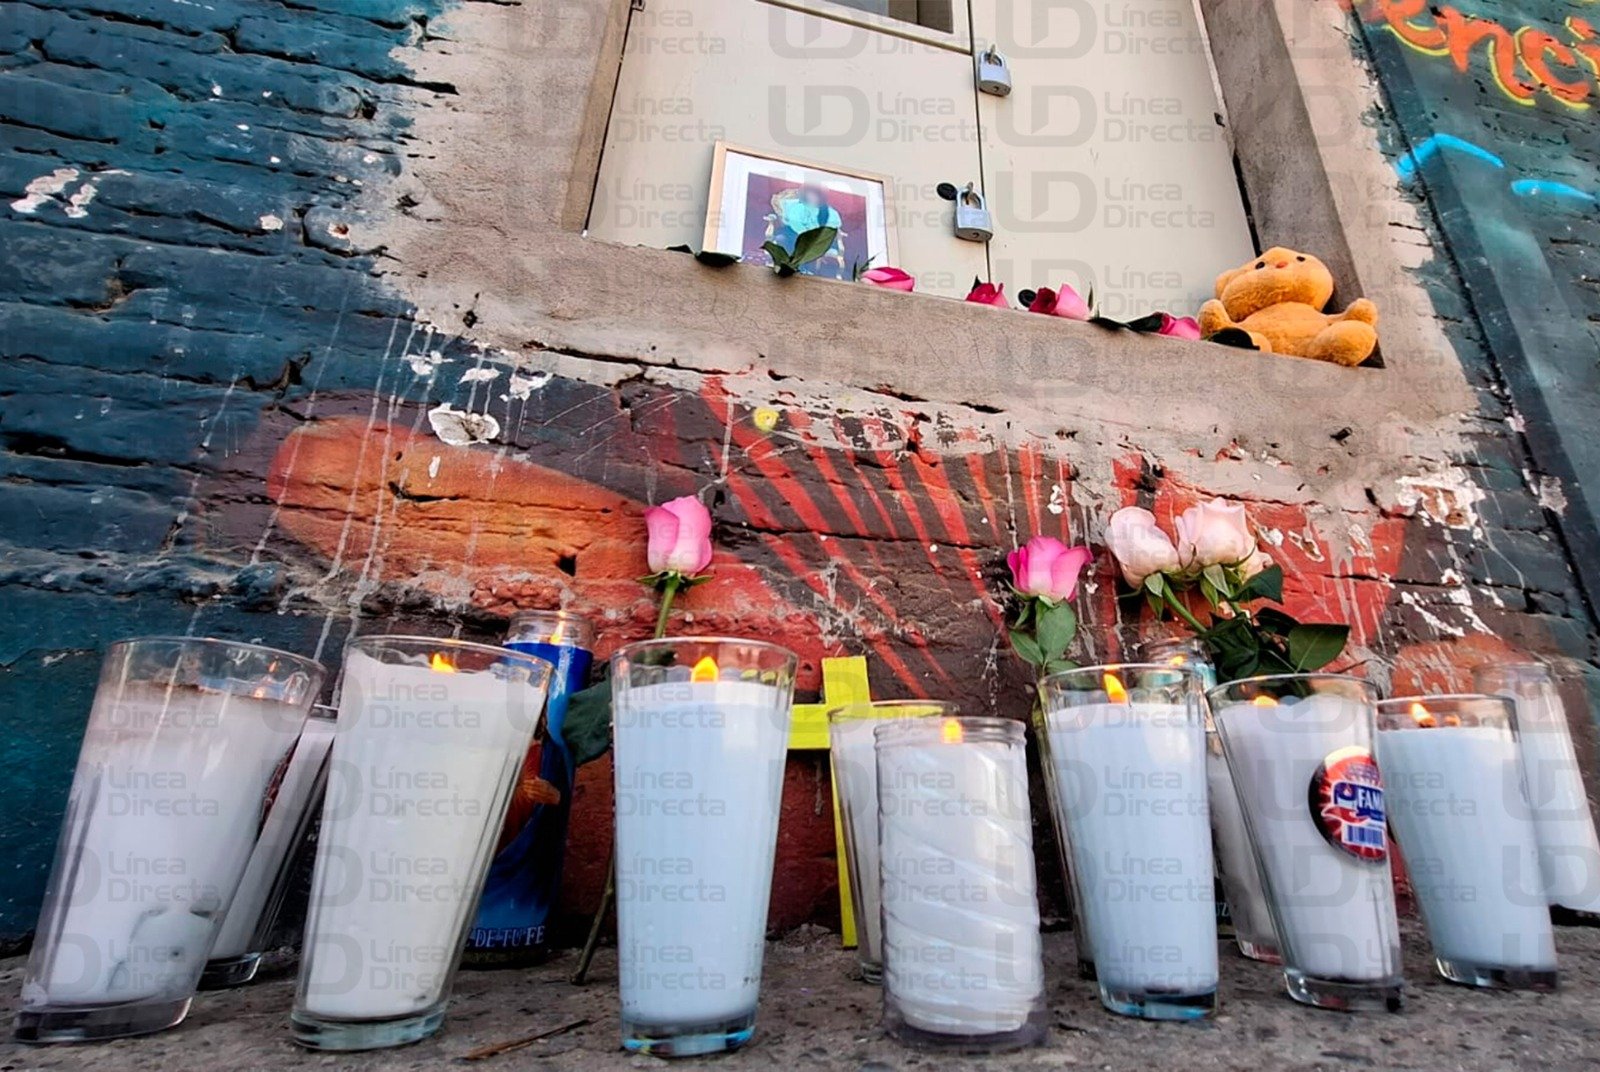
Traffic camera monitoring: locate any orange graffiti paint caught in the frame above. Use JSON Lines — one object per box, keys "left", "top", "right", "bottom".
{"left": 1364, "top": 0, "right": 1597, "bottom": 109}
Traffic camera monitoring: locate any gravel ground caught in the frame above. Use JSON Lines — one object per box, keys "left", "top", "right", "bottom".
{"left": 2, "top": 922, "right": 1598, "bottom": 1072}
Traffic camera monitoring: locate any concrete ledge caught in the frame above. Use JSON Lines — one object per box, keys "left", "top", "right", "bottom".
{"left": 5, "top": 924, "right": 1597, "bottom": 1070}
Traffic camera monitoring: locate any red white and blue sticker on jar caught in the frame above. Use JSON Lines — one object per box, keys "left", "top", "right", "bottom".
{"left": 1308, "top": 747, "right": 1387, "bottom": 863}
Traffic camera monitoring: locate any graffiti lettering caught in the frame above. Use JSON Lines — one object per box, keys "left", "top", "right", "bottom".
{"left": 1363, "top": 0, "right": 1600, "bottom": 110}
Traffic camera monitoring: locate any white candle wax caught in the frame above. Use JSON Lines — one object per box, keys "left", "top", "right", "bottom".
{"left": 613, "top": 680, "right": 790, "bottom": 1027}
{"left": 1508, "top": 691, "right": 1600, "bottom": 910}
{"left": 210, "top": 716, "right": 336, "bottom": 960}
{"left": 1217, "top": 694, "right": 1400, "bottom": 982}
{"left": 32, "top": 684, "right": 293, "bottom": 1005}
{"left": 1045, "top": 703, "right": 1217, "bottom": 995}
{"left": 300, "top": 651, "right": 536, "bottom": 1020}
{"left": 879, "top": 735, "right": 1043, "bottom": 1035}
{"left": 1377, "top": 726, "right": 1554, "bottom": 969}
{"left": 829, "top": 718, "right": 888, "bottom": 967}
{"left": 1207, "top": 737, "right": 1276, "bottom": 952}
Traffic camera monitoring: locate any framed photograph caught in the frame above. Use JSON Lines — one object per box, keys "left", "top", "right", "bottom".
{"left": 704, "top": 142, "right": 896, "bottom": 281}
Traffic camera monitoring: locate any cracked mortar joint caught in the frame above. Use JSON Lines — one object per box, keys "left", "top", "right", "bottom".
{"left": 427, "top": 404, "right": 500, "bottom": 447}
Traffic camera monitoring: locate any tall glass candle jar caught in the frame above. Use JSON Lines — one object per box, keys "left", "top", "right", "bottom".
{"left": 612, "top": 637, "right": 797, "bottom": 1058}
{"left": 877, "top": 717, "right": 1046, "bottom": 1052}
{"left": 1210, "top": 675, "right": 1403, "bottom": 1012}
{"left": 15, "top": 638, "right": 325, "bottom": 1043}
{"left": 1039, "top": 665, "right": 1218, "bottom": 1020}
{"left": 1475, "top": 662, "right": 1600, "bottom": 915}
{"left": 1375, "top": 694, "right": 1556, "bottom": 989}
{"left": 201, "top": 703, "right": 338, "bottom": 989}
{"left": 464, "top": 610, "right": 596, "bottom": 967}
{"left": 1140, "top": 636, "right": 1279, "bottom": 963}
{"left": 292, "top": 637, "right": 551, "bottom": 1051}
{"left": 827, "top": 700, "right": 955, "bottom": 984}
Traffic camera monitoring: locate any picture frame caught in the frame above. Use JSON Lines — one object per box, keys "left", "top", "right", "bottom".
{"left": 704, "top": 141, "right": 897, "bottom": 281}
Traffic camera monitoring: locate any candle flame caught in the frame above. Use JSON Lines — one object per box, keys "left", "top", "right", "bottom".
{"left": 1251, "top": 695, "right": 1278, "bottom": 707}
{"left": 689, "top": 656, "right": 719, "bottom": 683}
{"left": 549, "top": 621, "right": 564, "bottom": 645}
{"left": 1167, "top": 654, "right": 1188, "bottom": 667}
{"left": 430, "top": 652, "right": 458, "bottom": 674}
{"left": 1104, "top": 672, "right": 1129, "bottom": 704}
{"left": 1409, "top": 701, "right": 1436, "bottom": 728}
{"left": 941, "top": 718, "right": 964, "bottom": 745}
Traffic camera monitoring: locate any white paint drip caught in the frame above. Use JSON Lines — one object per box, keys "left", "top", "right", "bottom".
{"left": 11, "top": 168, "right": 79, "bottom": 213}
{"left": 1399, "top": 591, "right": 1465, "bottom": 638}
{"left": 1047, "top": 483, "right": 1067, "bottom": 516}
{"left": 460, "top": 368, "right": 500, "bottom": 384}
{"left": 259, "top": 213, "right": 284, "bottom": 232}
{"left": 428, "top": 455, "right": 441, "bottom": 479}
{"left": 407, "top": 349, "right": 447, "bottom": 376}
{"left": 507, "top": 371, "right": 552, "bottom": 399}
{"left": 427, "top": 404, "right": 500, "bottom": 446}
{"left": 1534, "top": 474, "right": 1568, "bottom": 514}
{"left": 1395, "top": 468, "right": 1486, "bottom": 531}
{"left": 64, "top": 184, "right": 99, "bottom": 219}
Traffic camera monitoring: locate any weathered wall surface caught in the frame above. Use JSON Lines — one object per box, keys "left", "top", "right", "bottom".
{"left": 1355, "top": 0, "right": 1600, "bottom": 612}
{"left": 0, "top": 0, "right": 1595, "bottom": 945}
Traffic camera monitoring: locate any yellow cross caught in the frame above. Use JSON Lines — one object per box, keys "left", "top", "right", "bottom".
{"left": 786, "top": 655, "right": 872, "bottom": 947}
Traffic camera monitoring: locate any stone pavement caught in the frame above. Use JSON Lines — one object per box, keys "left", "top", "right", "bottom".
{"left": 2, "top": 922, "right": 1598, "bottom": 1072}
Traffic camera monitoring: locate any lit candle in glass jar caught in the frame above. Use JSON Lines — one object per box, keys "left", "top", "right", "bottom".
{"left": 877, "top": 716, "right": 1045, "bottom": 1051}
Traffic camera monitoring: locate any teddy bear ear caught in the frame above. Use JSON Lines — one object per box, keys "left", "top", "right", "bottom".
{"left": 1214, "top": 266, "right": 1245, "bottom": 298}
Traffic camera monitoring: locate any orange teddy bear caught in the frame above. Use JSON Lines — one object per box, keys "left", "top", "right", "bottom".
{"left": 1198, "top": 247, "right": 1378, "bottom": 367}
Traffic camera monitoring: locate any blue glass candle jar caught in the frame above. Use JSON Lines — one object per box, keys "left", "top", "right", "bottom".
{"left": 463, "top": 610, "right": 596, "bottom": 967}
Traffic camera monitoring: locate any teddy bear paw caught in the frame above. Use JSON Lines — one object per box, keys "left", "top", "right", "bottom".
{"left": 1340, "top": 298, "right": 1379, "bottom": 326}
{"left": 1306, "top": 321, "right": 1377, "bottom": 367}
{"left": 1197, "top": 299, "right": 1232, "bottom": 337}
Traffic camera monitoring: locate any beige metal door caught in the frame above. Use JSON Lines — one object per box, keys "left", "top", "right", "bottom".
{"left": 972, "top": 0, "right": 1255, "bottom": 318}
{"left": 587, "top": 0, "right": 989, "bottom": 297}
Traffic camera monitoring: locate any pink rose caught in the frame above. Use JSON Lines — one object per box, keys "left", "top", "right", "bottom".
{"left": 1007, "top": 536, "right": 1091, "bottom": 602}
{"left": 1175, "top": 498, "right": 1255, "bottom": 569}
{"left": 644, "top": 495, "right": 714, "bottom": 575}
{"left": 1239, "top": 547, "right": 1274, "bottom": 580}
{"left": 1105, "top": 507, "right": 1181, "bottom": 588}
{"left": 862, "top": 267, "right": 915, "bottom": 292}
{"left": 965, "top": 282, "right": 1009, "bottom": 308}
{"left": 1156, "top": 313, "right": 1202, "bottom": 340}
{"left": 1028, "top": 284, "right": 1092, "bottom": 321}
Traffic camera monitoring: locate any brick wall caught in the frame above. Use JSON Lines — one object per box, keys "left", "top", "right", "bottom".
{"left": 0, "top": 0, "right": 1596, "bottom": 947}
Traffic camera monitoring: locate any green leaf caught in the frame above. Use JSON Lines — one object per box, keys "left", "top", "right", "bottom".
{"left": 1202, "top": 617, "right": 1259, "bottom": 659}
{"left": 563, "top": 679, "right": 614, "bottom": 767}
{"left": 1235, "top": 564, "right": 1284, "bottom": 603}
{"left": 1287, "top": 623, "right": 1348, "bottom": 672}
{"left": 1088, "top": 315, "right": 1128, "bottom": 331}
{"left": 761, "top": 240, "right": 794, "bottom": 267}
{"left": 1123, "top": 312, "right": 1168, "bottom": 333}
{"left": 1009, "top": 629, "right": 1045, "bottom": 667}
{"left": 1044, "top": 657, "right": 1079, "bottom": 675}
{"left": 1198, "top": 575, "right": 1221, "bottom": 609}
{"left": 1036, "top": 601, "right": 1079, "bottom": 662}
{"left": 1011, "top": 596, "right": 1035, "bottom": 629}
{"left": 788, "top": 225, "right": 839, "bottom": 268}
{"left": 773, "top": 263, "right": 797, "bottom": 278}
{"left": 1143, "top": 572, "right": 1167, "bottom": 596}
{"left": 1253, "top": 606, "right": 1298, "bottom": 637}
{"left": 1202, "top": 563, "right": 1231, "bottom": 600}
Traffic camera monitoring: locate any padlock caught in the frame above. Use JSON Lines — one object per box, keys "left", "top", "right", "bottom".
{"left": 954, "top": 183, "right": 994, "bottom": 243}
{"left": 977, "top": 46, "right": 1012, "bottom": 97}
